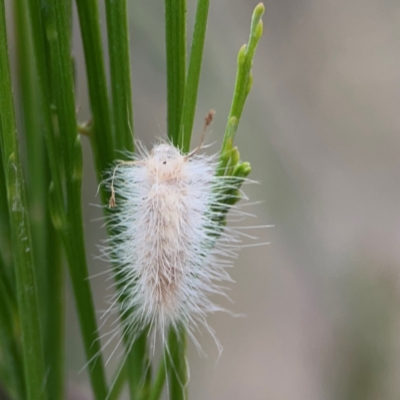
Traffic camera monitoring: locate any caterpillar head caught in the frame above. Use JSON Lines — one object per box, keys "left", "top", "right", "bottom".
{"left": 148, "top": 144, "right": 186, "bottom": 181}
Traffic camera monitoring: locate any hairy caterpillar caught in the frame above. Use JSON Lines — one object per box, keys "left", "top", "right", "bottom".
{"left": 101, "top": 112, "right": 253, "bottom": 352}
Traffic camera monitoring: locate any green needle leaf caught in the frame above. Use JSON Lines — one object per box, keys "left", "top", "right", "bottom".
{"left": 42, "top": 0, "right": 109, "bottom": 397}
{"left": 0, "top": 1, "right": 47, "bottom": 398}
{"left": 179, "top": 0, "right": 210, "bottom": 153}
{"left": 75, "top": 0, "right": 114, "bottom": 189}
{"left": 105, "top": 0, "right": 134, "bottom": 154}
{"left": 165, "top": 0, "right": 186, "bottom": 145}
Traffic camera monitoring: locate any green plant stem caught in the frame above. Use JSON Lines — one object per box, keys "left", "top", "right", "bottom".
{"left": 0, "top": 2, "right": 47, "bottom": 399}
{"left": 0, "top": 255, "right": 16, "bottom": 311}
{"left": 165, "top": 0, "right": 186, "bottom": 145}
{"left": 164, "top": 0, "right": 188, "bottom": 395}
{"left": 43, "top": 0, "right": 109, "bottom": 398}
{"left": 13, "top": 3, "right": 65, "bottom": 399}
{"left": 148, "top": 357, "right": 166, "bottom": 400}
{"left": 0, "top": 255, "right": 25, "bottom": 399}
{"left": 126, "top": 329, "right": 151, "bottom": 400}
{"left": 22, "top": 0, "right": 108, "bottom": 396}
{"left": 74, "top": 0, "right": 136, "bottom": 393}
{"left": 15, "top": 0, "right": 46, "bottom": 313}
{"left": 167, "top": 326, "right": 188, "bottom": 400}
{"left": 0, "top": 133, "right": 11, "bottom": 269}
{"left": 14, "top": 0, "right": 46, "bottom": 255}
{"left": 22, "top": 0, "right": 64, "bottom": 215}
{"left": 103, "top": 3, "right": 146, "bottom": 394}
{"left": 43, "top": 225, "right": 64, "bottom": 400}
{"left": 221, "top": 3, "right": 264, "bottom": 154}
{"left": 105, "top": 323, "right": 151, "bottom": 400}
{"left": 105, "top": 0, "right": 134, "bottom": 153}
{"left": 79, "top": 1, "right": 152, "bottom": 398}
{"left": 75, "top": 0, "right": 114, "bottom": 187}
{"left": 107, "top": 359, "right": 127, "bottom": 400}
{"left": 179, "top": 0, "right": 209, "bottom": 153}
{"left": 164, "top": 0, "right": 187, "bottom": 394}
{"left": 0, "top": 300, "right": 24, "bottom": 399}
{"left": 106, "top": 265, "right": 151, "bottom": 400}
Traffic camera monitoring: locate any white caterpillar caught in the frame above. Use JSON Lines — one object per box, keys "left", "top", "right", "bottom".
{"left": 102, "top": 120, "right": 249, "bottom": 351}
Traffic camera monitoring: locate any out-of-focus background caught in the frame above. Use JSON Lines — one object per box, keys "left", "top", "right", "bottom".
{"left": 10, "top": 0, "right": 400, "bottom": 398}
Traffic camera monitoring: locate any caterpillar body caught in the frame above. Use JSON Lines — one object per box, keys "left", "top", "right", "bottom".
{"left": 102, "top": 127, "right": 249, "bottom": 351}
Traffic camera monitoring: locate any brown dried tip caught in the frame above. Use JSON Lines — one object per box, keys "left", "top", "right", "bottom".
{"left": 186, "top": 110, "right": 216, "bottom": 159}
{"left": 204, "top": 109, "right": 215, "bottom": 130}
{"left": 109, "top": 195, "right": 116, "bottom": 208}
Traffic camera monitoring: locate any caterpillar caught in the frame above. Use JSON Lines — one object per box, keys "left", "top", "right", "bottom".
{"left": 101, "top": 112, "right": 251, "bottom": 352}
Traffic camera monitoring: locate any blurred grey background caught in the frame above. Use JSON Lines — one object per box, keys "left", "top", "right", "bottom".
{"left": 63, "top": 0, "right": 400, "bottom": 399}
